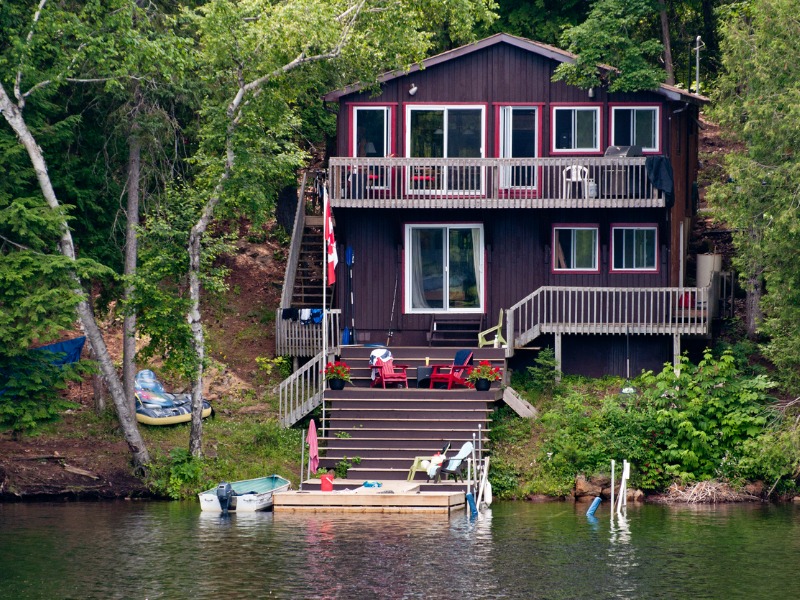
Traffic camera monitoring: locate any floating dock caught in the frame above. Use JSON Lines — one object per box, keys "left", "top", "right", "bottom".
{"left": 273, "top": 480, "right": 465, "bottom": 514}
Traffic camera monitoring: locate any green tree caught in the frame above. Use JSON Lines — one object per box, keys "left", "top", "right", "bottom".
{"left": 0, "top": 0, "right": 150, "bottom": 465}
{"left": 708, "top": 0, "right": 800, "bottom": 387}
{"left": 180, "top": 0, "right": 497, "bottom": 456}
{"left": 553, "top": 0, "right": 667, "bottom": 92}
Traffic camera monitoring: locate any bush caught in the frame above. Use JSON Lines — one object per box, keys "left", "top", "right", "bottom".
{"left": 505, "top": 349, "right": 782, "bottom": 494}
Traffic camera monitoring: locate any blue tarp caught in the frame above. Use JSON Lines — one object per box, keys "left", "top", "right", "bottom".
{"left": 34, "top": 336, "right": 86, "bottom": 366}
{"left": 0, "top": 337, "right": 85, "bottom": 398}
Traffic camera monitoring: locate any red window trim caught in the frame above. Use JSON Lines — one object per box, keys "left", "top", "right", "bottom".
{"left": 609, "top": 223, "right": 660, "bottom": 274}
{"left": 550, "top": 103, "right": 604, "bottom": 156}
{"left": 608, "top": 103, "right": 662, "bottom": 155}
{"left": 551, "top": 223, "right": 601, "bottom": 274}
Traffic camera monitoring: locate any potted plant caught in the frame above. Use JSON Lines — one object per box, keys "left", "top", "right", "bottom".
{"left": 323, "top": 361, "right": 351, "bottom": 390}
{"left": 466, "top": 360, "right": 502, "bottom": 391}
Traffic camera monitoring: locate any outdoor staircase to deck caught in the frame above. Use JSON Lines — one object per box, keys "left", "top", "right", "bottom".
{"left": 305, "top": 345, "right": 503, "bottom": 492}
{"left": 291, "top": 215, "right": 325, "bottom": 308}
{"left": 428, "top": 314, "right": 485, "bottom": 346}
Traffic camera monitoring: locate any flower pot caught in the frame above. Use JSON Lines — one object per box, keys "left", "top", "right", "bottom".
{"left": 328, "top": 378, "right": 346, "bottom": 391}
{"left": 474, "top": 378, "right": 491, "bottom": 391}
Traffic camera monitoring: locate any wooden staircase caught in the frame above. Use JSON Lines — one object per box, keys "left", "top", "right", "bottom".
{"left": 428, "top": 314, "right": 485, "bottom": 346}
{"left": 308, "top": 345, "right": 504, "bottom": 491}
{"left": 292, "top": 215, "right": 325, "bottom": 308}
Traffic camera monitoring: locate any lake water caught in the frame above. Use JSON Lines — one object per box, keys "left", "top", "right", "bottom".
{"left": 1, "top": 500, "right": 798, "bottom": 599}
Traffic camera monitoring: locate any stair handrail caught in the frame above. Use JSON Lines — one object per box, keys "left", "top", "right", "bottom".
{"left": 279, "top": 170, "right": 310, "bottom": 311}
{"left": 279, "top": 349, "right": 325, "bottom": 427}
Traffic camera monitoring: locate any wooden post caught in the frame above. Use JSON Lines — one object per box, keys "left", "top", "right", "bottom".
{"left": 673, "top": 334, "right": 681, "bottom": 376}
{"left": 554, "top": 333, "right": 562, "bottom": 382}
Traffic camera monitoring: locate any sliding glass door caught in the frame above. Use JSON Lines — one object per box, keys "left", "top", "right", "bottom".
{"left": 406, "top": 106, "right": 484, "bottom": 193}
{"left": 500, "top": 106, "right": 538, "bottom": 189}
{"left": 406, "top": 224, "right": 483, "bottom": 312}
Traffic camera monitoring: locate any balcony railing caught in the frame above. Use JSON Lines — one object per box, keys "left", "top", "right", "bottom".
{"left": 506, "top": 285, "right": 713, "bottom": 356}
{"left": 329, "top": 156, "right": 664, "bottom": 209}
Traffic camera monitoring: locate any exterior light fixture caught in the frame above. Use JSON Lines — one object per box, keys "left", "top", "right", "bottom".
{"left": 408, "top": 83, "right": 418, "bottom": 96}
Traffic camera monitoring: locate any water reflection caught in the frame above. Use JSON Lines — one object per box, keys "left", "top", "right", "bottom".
{"left": 1, "top": 501, "right": 799, "bottom": 599}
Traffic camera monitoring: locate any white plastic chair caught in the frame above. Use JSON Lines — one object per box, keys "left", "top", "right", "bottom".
{"left": 562, "top": 164, "right": 590, "bottom": 199}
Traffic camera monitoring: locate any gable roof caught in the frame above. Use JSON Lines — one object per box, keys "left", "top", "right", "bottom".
{"left": 323, "top": 32, "right": 708, "bottom": 104}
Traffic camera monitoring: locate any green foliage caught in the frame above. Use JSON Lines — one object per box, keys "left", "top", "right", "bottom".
{"left": 553, "top": 0, "right": 666, "bottom": 92}
{"left": 255, "top": 355, "right": 292, "bottom": 383}
{"left": 486, "top": 0, "right": 588, "bottom": 46}
{"left": 145, "top": 418, "right": 303, "bottom": 500}
{"left": 148, "top": 447, "right": 204, "bottom": 500}
{"left": 523, "top": 348, "right": 561, "bottom": 396}
{"left": 499, "top": 350, "right": 786, "bottom": 495}
{"left": 487, "top": 404, "right": 535, "bottom": 498}
{"left": 709, "top": 0, "right": 800, "bottom": 388}
{"left": 0, "top": 353, "right": 86, "bottom": 435}
{"left": 127, "top": 188, "right": 233, "bottom": 379}
{"left": 333, "top": 456, "right": 360, "bottom": 478}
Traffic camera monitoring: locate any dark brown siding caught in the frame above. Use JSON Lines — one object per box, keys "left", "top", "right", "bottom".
{"left": 326, "top": 38, "right": 703, "bottom": 365}
{"left": 334, "top": 208, "right": 670, "bottom": 346}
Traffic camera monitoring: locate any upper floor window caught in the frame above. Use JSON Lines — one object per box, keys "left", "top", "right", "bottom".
{"left": 406, "top": 105, "right": 485, "bottom": 193}
{"left": 353, "top": 106, "right": 391, "bottom": 157}
{"left": 612, "top": 226, "right": 658, "bottom": 271}
{"left": 611, "top": 106, "right": 660, "bottom": 152}
{"left": 499, "top": 106, "right": 539, "bottom": 189}
{"left": 552, "top": 106, "right": 600, "bottom": 153}
{"left": 406, "top": 105, "right": 484, "bottom": 159}
{"left": 553, "top": 226, "right": 599, "bottom": 272}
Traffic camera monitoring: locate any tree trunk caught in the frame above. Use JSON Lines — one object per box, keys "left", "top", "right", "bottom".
{"left": 745, "top": 274, "right": 762, "bottom": 340}
{"left": 123, "top": 123, "right": 141, "bottom": 417}
{"left": 658, "top": 0, "right": 675, "bottom": 85}
{"left": 87, "top": 341, "right": 107, "bottom": 414}
{"left": 0, "top": 82, "right": 151, "bottom": 467}
{"left": 188, "top": 225, "right": 207, "bottom": 457}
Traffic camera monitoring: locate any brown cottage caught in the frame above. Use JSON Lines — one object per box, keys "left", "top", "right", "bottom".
{"left": 277, "top": 33, "right": 716, "bottom": 431}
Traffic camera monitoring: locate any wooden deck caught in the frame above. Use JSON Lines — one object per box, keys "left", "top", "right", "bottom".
{"left": 329, "top": 156, "right": 664, "bottom": 210}
{"left": 274, "top": 480, "right": 465, "bottom": 514}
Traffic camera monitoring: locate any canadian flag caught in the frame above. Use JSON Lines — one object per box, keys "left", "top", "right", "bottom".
{"left": 324, "top": 187, "right": 338, "bottom": 286}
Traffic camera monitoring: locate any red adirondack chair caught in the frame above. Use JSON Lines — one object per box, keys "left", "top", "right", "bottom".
{"left": 428, "top": 349, "right": 474, "bottom": 390}
{"left": 370, "top": 358, "right": 409, "bottom": 388}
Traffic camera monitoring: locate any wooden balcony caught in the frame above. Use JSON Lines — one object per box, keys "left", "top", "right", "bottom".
{"left": 507, "top": 285, "right": 714, "bottom": 356}
{"left": 329, "top": 156, "right": 664, "bottom": 209}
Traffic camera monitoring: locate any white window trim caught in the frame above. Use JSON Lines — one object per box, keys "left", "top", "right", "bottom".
{"left": 551, "top": 106, "right": 601, "bottom": 153}
{"left": 352, "top": 106, "right": 391, "bottom": 157}
{"left": 404, "top": 105, "right": 486, "bottom": 195}
{"left": 611, "top": 106, "right": 660, "bottom": 153}
{"left": 500, "top": 106, "right": 539, "bottom": 190}
{"left": 405, "top": 104, "right": 486, "bottom": 158}
{"left": 552, "top": 226, "right": 599, "bottom": 272}
{"left": 611, "top": 226, "right": 659, "bottom": 272}
{"left": 404, "top": 223, "right": 484, "bottom": 314}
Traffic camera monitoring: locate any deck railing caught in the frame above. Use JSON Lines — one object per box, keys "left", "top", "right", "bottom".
{"left": 275, "top": 309, "right": 340, "bottom": 358}
{"left": 506, "top": 285, "right": 713, "bottom": 356}
{"left": 329, "top": 156, "right": 662, "bottom": 209}
{"left": 279, "top": 350, "right": 325, "bottom": 428}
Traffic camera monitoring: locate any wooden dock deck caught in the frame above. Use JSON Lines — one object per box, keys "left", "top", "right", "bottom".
{"left": 273, "top": 480, "right": 465, "bottom": 514}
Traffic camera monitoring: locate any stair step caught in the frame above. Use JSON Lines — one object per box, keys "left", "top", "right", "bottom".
{"left": 320, "top": 436, "right": 489, "bottom": 444}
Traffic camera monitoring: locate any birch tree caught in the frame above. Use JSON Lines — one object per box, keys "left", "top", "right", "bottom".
{"left": 183, "top": 0, "right": 497, "bottom": 455}
{"left": 0, "top": 0, "right": 150, "bottom": 466}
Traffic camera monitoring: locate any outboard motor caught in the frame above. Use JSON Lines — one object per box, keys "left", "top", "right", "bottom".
{"left": 216, "top": 482, "right": 234, "bottom": 512}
